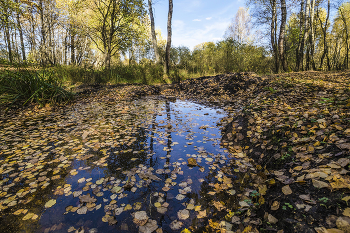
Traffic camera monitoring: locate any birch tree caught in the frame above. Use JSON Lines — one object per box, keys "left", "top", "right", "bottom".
{"left": 164, "top": 0, "right": 172, "bottom": 75}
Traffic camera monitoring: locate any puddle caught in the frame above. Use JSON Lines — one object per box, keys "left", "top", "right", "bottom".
{"left": 0, "top": 97, "right": 256, "bottom": 233}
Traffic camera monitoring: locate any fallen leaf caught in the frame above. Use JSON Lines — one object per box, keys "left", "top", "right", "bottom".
{"left": 271, "top": 201, "right": 279, "bottom": 210}
{"left": 268, "top": 214, "right": 278, "bottom": 224}
{"left": 197, "top": 210, "right": 207, "bottom": 218}
{"left": 77, "top": 206, "right": 88, "bottom": 215}
{"left": 213, "top": 201, "right": 225, "bottom": 211}
{"left": 177, "top": 209, "right": 190, "bottom": 220}
{"left": 133, "top": 211, "right": 149, "bottom": 226}
{"left": 139, "top": 219, "right": 158, "bottom": 233}
{"left": 282, "top": 185, "right": 292, "bottom": 195}
{"left": 22, "top": 212, "right": 35, "bottom": 220}
{"left": 170, "top": 220, "right": 183, "bottom": 230}
{"left": 79, "top": 193, "right": 97, "bottom": 203}
{"left": 312, "top": 179, "right": 329, "bottom": 189}
{"left": 343, "top": 208, "right": 350, "bottom": 217}
{"left": 44, "top": 199, "right": 56, "bottom": 208}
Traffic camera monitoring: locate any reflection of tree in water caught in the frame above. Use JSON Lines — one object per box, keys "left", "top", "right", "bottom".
{"left": 187, "top": 163, "right": 251, "bottom": 232}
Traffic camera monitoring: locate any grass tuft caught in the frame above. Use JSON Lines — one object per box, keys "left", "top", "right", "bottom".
{"left": 0, "top": 68, "right": 73, "bottom": 107}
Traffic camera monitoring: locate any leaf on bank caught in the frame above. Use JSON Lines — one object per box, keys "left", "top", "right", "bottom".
{"left": 282, "top": 185, "right": 292, "bottom": 195}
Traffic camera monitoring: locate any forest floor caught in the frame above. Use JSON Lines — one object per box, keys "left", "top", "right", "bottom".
{"left": 98, "top": 70, "right": 350, "bottom": 233}
{"left": 160, "top": 70, "right": 350, "bottom": 233}
{"left": 1, "top": 70, "right": 350, "bottom": 233}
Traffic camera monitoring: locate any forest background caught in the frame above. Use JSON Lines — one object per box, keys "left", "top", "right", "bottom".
{"left": 0, "top": 0, "right": 349, "bottom": 86}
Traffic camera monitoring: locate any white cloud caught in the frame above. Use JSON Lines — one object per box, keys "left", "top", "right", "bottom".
{"left": 172, "top": 19, "right": 231, "bottom": 50}
{"left": 193, "top": 19, "right": 201, "bottom": 22}
{"left": 206, "top": 17, "right": 212, "bottom": 20}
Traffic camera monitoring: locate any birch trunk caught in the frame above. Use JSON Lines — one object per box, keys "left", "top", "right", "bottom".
{"left": 148, "top": 0, "right": 160, "bottom": 63}
{"left": 278, "top": 0, "right": 287, "bottom": 72}
{"left": 164, "top": 0, "right": 173, "bottom": 75}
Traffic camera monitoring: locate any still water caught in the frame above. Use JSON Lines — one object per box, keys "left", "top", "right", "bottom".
{"left": 0, "top": 97, "right": 246, "bottom": 233}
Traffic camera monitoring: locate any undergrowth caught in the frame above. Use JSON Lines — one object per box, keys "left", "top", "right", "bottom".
{"left": 0, "top": 69, "right": 73, "bottom": 107}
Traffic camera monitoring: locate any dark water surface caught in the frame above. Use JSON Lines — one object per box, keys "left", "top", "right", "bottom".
{"left": 0, "top": 97, "right": 246, "bottom": 233}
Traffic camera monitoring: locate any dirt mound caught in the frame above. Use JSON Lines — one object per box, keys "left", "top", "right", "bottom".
{"left": 160, "top": 72, "right": 267, "bottom": 105}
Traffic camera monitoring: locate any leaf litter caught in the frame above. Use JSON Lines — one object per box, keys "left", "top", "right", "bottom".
{"left": 0, "top": 71, "right": 349, "bottom": 232}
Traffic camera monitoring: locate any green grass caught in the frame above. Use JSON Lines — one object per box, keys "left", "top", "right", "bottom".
{"left": 54, "top": 64, "right": 165, "bottom": 85}
{"left": 0, "top": 68, "right": 73, "bottom": 107}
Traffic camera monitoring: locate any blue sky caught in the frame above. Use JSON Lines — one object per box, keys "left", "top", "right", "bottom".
{"left": 150, "top": 0, "right": 245, "bottom": 50}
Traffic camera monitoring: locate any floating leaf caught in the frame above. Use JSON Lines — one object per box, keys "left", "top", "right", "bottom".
{"left": 13, "top": 209, "right": 24, "bottom": 215}
{"left": 124, "top": 204, "right": 132, "bottom": 211}
{"left": 157, "top": 207, "right": 167, "bottom": 214}
{"left": 154, "top": 202, "right": 161, "bottom": 208}
{"left": 178, "top": 209, "right": 190, "bottom": 220}
{"left": 44, "top": 199, "right": 56, "bottom": 208}
{"left": 77, "top": 206, "right": 88, "bottom": 215}
{"left": 197, "top": 210, "right": 206, "bottom": 218}
{"left": 139, "top": 219, "right": 158, "bottom": 233}
{"left": 181, "top": 229, "right": 192, "bottom": 233}
{"left": 170, "top": 220, "right": 183, "bottom": 230}
{"left": 79, "top": 193, "right": 97, "bottom": 203}
{"left": 213, "top": 201, "right": 225, "bottom": 211}
{"left": 22, "top": 212, "right": 35, "bottom": 220}
{"left": 176, "top": 194, "right": 185, "bottom": 201}
{"left": 133, "top": 211, "right": 148, "bottom": 226}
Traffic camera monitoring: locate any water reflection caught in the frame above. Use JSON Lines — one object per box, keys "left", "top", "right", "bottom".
{"left": 0, "top": 97, "right": 254, "bottom": 233}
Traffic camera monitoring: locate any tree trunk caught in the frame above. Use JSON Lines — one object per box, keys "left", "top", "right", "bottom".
{"left": 15, "top": 0, "right": 26, "bottom": 62}
{"left": 340, "top": 8, "right": 349, "bottom": 69}
{"left": 70, "top": 28, "right": 75, "bottom": 65}
{"left": 318, "top": 0, "right": 330, "bottom": 70}
{"left": 296, "top": 0, "right": 305, "bottom": 71}
{"left": 64, "top": 32, "right": 67, "bottom": 65}
{"left": 164, "top": 0, "right": 173, "bottom": 75}
{"left": 148, "top": 0, "right": 160, "bottom": 63}
{"left": 270, "top": 0, "right": 279, "bottom": 73}
{"left": 309, "top": 0, "right": 316, "bottom": 70}
{"left": 278, "top": 0, "right": 287, "bottom": 72}
{"left": 4, "top": 18, "right": 13, "bottom": 63}
{"left": 39, "top": 0, "right": 47, "bottom": 66}
{"left": 301, "top": 0, "right": 310, "bottom": 71}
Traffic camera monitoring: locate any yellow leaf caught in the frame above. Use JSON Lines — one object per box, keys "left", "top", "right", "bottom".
{"left": 154, "top": 202, "right": 161, "bottom": 208}
{"left": 22, "top": 212, "right": 34, "bottom": 220}
{"left": 308, "top": 145, "right": 315, "bottom": 153}
{"left": 258, "top": 196, "right": 265, "bottom": 205}
{"left": 13, "top": 209, "right": 24, "bottom": 215}
{"left": 313, "top": 141, "right": 320, "bottom": 147}
{"left": 258, "top": 185, "right": 267, "bottom": 195}
{"left": 194, "top": 205, "right": 201, "bottom": 211}
{"left": 181, "top": 228, "right": 191, "bottom": 233}
{"left": 44, "top": 199, "right": 56, "bottom": 208}
{"left": 124, "top": 204, "right": 132, "bottom": 211}
{"left": 208, "top": 219, "right": 219, "bottom": 229}
{"left": 344, "top": 208, "right": 350, "bottom": 217}
{"left": 243, "top": 226, "right": 252, "bottom": 233}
